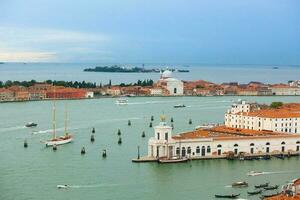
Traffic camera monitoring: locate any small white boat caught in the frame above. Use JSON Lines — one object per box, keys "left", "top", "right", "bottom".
{"left": 195, "top": 123, "right": 216, "bottom": 130}
{"left": 57, "top": 185, "right": 69, "bottom": 189}
{"left": 247, "top": 171, "right": 264, "bottom": 176}
{"left": 158, "top": 157, "right": 188, "bottom": 164}
{"left": 115, "top": 98, "right": 128, "bottom": 105}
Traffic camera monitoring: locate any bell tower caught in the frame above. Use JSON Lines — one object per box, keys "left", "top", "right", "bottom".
{"left": 154, "top": 115, "right": 172, "bottom": 142}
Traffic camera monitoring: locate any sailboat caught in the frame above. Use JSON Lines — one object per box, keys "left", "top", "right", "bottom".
{"left": 45, "top": 101, "right": 73, "bottom": 147}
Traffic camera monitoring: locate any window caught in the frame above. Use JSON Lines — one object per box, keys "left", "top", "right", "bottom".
{"left": 217, "top": 144, "right": 222, "bottom": 148}
{"left": 176, "top": 147, "right": 180, "bottom": 155}
{"left": 187, "top": 147, "right": 191, "bottom": 154}
{"left": 234, "top": 144, "right": 238, "bottom": 147}
{"left": 157, "top": 132, "right": 160, "bottom": 140}
{"left": 196, "top": 146, "right": 200, "bottom": 154}
{"left": 182, "top": 147, "right": 186, "bottom": 157}
{"left": 281, "top": 141, "right": 286, "bottom": 145}
{"left": 165, "top": 132, "right": 168, "bottom": 140}
{"left": 250, "top": 147, "right": 254, "bottom": 154}
{"left": 234, "top": 148, "right": 238, "bottom": 155}
{"left": 201, "top": 146, "right": 206, "bottom": 156}
{"left": 207, "top": 146, "right": 211, "bottom": 153}
{"left": 258, "top": 122, "right": 261, "bottom": 127}
{"left": 266, "top": 142, "right": 270, "bottom": 145}
{"left": 173, "top": 88, "right": 177, "bottom": 94}
{"left": 250, "top": 143, "right": 254, "bottom": 146}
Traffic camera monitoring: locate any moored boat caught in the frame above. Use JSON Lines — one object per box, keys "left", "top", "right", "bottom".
{"left": 247, "top": 190, "right": 262, "bottom": 195}
{"left": 262, "top": 192, "right": 281, "bottom": 198}
{"left": 264, "top": 185, "right": 279, "bottom": 190}
{"left": 158, "top": 157, "right": 188, "bottom": 164}
{"left": 255, "top": 182, "right": 269, "bottom": 188}
{"left": 215, "top": 194, "right": 240, "bottom": 198}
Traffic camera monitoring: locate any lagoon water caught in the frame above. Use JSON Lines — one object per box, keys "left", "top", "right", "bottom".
{"left": 1, "top": 63, "right": 300, "bottom": 84}
{"left": 1, "top": 96, "right": 300, "bottom": 200}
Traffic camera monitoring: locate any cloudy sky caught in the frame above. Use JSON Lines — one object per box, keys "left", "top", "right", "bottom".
{"left": 0, "top": 0, "right": 299, "bottom": 64}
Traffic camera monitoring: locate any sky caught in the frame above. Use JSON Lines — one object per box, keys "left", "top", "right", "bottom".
{"left": 0, "top": 0, "right": 299, "bottom": 64}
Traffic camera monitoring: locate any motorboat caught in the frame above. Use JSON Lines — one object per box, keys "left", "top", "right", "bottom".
{"left": 25, "top": 122, "right": 38, "bottom": 128}
{"left": 115, "top": 98, "right": 128, "bottom": 105}
{"left": 215, "top": 194, "right": 240, "bottom": 198}
{"left": 57, "top": 185, "right": 69, "bottom": 189}
{"left": 247, "top": 171, "right": 264, "bottom": 176}
{"left": 173, "top": 104, "right": 186, "bottom": 108}
{"left": 232, "top": 181, "right": 248, "bottom": 187}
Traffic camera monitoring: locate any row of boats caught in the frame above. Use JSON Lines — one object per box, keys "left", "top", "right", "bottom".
{"left": 215, "top": 182, "right": 279, "bottom": 199}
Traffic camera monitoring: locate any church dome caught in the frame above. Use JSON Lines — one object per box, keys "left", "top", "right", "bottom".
{"left": 161, "top": 70, "right": 173, "bottom": 79}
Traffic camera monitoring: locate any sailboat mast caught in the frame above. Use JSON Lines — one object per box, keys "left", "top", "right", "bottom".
{"left": 64, "top": 103, "right": 68, "bottom": 136}
{"left": 52, "top": 99, "right": 56, "bottom": 139}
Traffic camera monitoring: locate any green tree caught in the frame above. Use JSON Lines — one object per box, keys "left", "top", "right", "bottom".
{"left": 270, "top": 102, "right": 283, "bottom": 108}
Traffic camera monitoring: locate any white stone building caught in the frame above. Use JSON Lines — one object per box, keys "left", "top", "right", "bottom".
{"left": 147, "top": 103, "right": 300, "bottom": 160}
{"left": 225, "top": 101, "right": 300, "bottom": 134}
{"left": 156, "top": 70, "right": 183, "bottom": 96}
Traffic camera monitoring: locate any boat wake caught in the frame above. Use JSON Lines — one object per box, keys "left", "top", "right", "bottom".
{"left": 0, "top": 125, "right": 26, "bottom": 133}
{"left": 58, "top": 183, "right": 118, "bottom": 189}
{"left": 262, "top": 170, "right": 297, "bottom": 175}
{"left": 32, "top": 127, "right": 65, "bottom": 135}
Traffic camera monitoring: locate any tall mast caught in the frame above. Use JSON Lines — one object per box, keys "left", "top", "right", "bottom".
{"left": 64, "top": 103, "right": 68, "bottom": 136}
{"left": 52, "top": 97, "right": 56, "bottom": 139}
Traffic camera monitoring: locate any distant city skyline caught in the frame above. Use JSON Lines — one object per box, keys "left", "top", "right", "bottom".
{"left": 0, "top": 0, "right": 299, "bottom": 65}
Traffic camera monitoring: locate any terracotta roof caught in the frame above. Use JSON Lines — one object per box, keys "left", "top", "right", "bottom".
{"left": 237, "top": 103, "right": 300, "bottom": 118}
{"left": 265, "top": 194, "right": 300, "bottom": 200}
{"left": 172, "top": 125, "right": 300, "bottom": 141}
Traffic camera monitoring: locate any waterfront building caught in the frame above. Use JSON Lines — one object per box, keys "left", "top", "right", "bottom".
{"left": 156, "top": 70, "right": 183, "bottom": 96}
{"left": 225, "top": 100, "right": 300, "bottom": 134}
{"left": 150, "top": 88, "right": 163, "bottom": 96}
{"left": 271, "top": 84, "right": 300, "bottom": 95}
{"left": 46, "top": 88, "right": 87, "bottom": 99}
{"left": 0, "top": 88, "right": 15, "bottom": 102}
{"left": 147, "top": 103, "right": 300, "bottom": 160}
{"left": 9, "top": 86, "right": 30, "bottom": 101}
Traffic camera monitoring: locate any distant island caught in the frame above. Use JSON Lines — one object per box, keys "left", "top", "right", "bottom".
{"left": 83, "top": 65, "right": 189, "bottom": 73}
{"left": 0, "top": 62, "right": 4, "bottom": 64}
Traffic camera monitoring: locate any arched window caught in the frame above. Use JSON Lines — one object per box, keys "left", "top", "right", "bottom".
{"left": 217, "top": 144, "right": 222, "bottom": 148}
{"left": 157, "top": 132, "right": 160, "bottom": 140}
{"left": 174, "top": 88, "right": 177, "bottom": 94}
{"left": 187, "top": 147, "right": 191, "bottom": 154}
{"left": 196, "top": 146, "right": 200, "bottom": 154}
{"left": 182, "top": 147, "right": 186, "bottom": 157}
{"left": 250, "top": 143, "right": 254, "bottom": 146}
{"left": 234, "top": 144, "right": 238, "bottom": 147}
{"left": 207, "top": 146, "right": 211, "bottom": 153}
{"left": 176, "top": 147, "right": 180, "bottom": 155}
{"left": 266, "top": 142, "right": 270, "bottom": 145}
{"left": 281, "top": 141, "right": 286, "bottom": 145}
{"left": 297, "top": 141, "right": 300, "bottom": 144}
{"left": 201, "top": 146, "right": 206, "bottom": 156}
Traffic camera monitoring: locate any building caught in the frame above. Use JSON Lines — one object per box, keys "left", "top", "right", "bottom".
{"left": 156, "top": 70, "right": 183, "bottom": 96}
{"left": 0, "top": 88, "right": 14, "bottom": 102}
{"left": 9, "top": 86, "right": 29, "bottom": 101}
{"left": 46, "top": 88, "right": 86, "bottom": 99}
{"left": 150, "top": 88, "right": 163, "bottom": 96}
{"left": 105, "top": 87, "right": 121, "bottom": 96}
{"left": 271, "top": 84, "right": 300, "bottom": 95}
{"left": 145, "top": 102, "right": 300, "bottom": 160}
{"left": 225, "top": 101, "right": 300, "bottom": 134}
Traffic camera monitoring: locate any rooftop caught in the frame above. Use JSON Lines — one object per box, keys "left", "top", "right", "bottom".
{"left": 172, "top": 125, "right": 300, "bottom": 141}
{"left": 238, "top": 103, "right": 300, "bottom": 118}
